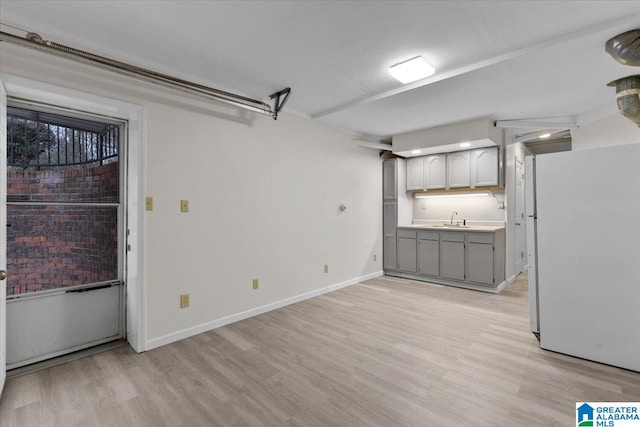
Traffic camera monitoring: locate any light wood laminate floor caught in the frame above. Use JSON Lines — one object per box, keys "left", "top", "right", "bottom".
{"left": 1, "top": 273, "right": 638, "bottom": 426}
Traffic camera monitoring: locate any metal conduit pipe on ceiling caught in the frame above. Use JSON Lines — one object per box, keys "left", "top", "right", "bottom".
{"left": 0, "top": 29, "right": 291, "bottom": 120}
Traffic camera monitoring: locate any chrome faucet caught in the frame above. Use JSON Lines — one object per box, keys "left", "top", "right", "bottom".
{"left": 450, "top": 211, "right": 458, "bottom": 225}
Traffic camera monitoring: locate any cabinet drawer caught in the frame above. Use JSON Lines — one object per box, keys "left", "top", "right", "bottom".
{"left": 417, "top": 231, "right": 439, "bottom": 241}
{"left": 397, "top": 229, "right": 417, "bottom": 239}
{"left": 441, "top": 232, "right": 464, "bottom": 242}
{"left": 467, "top": 233, "right": 494, "bottom": 244}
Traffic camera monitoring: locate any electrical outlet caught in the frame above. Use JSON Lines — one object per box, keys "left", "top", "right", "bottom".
{"left": 253, "top": 279, "right": 259, "bottom": 289}
{"left": 145, "top": 197, "right": 153, "bottom": 211}
{"left": 180, "top": 200, "right": 189, "bottom": 212}
{"left": 373, "top": 254, "right": 377, "bottom": 261}
{"left": 324, "top": 264, "right": 329, "bottom": 273}
{"left": 180, "top": 293, "right": 190, "bottom": 308}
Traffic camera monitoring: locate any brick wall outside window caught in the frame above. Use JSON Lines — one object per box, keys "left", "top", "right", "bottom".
{"left": 6, "top": 162, "right": 119, "bottom": 296}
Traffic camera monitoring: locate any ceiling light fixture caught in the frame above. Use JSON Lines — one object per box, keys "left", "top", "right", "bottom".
{"left": 388, "top": 56, "right": 435, "bottom": 84}
{"left": 539, "top": 133, "right": 551, "bottom": 139}
{"left": 411, "top": 149, "right": 422, "bottom": 155}
{"left": 459, "top": 142, "right": 472, "bottom": 148}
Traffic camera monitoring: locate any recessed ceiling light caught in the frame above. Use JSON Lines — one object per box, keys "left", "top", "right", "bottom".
{"left": 539, "top": 133, "right": 551, "bottom": 139}
{"left": 411, "top": 149, "right": 422, "bottom": 155}
{"left": 459, "top": 142, "right": 471, "bottom": 148}
{"left": 389, "top": 56, "right": 435, "bottom": 84}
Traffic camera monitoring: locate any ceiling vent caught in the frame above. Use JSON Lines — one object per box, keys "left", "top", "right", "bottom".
{"left": 608, "top": 75, "right": 640, "bottom": 127}
{"left": 605, "top": 29, "right": 639, "bottom": 127}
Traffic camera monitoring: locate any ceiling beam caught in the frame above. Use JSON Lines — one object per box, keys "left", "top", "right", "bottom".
{"left": 311, "top": 13, "right": 640, "bottom": 120}
{"left": 354, "top": 140, "right": 393, "bottom": 151}
{"left": 513, "top": 129, "right": 568, "bottom": 144}
{"left": 496, "top": 119, "right": 577, "bottom": 130}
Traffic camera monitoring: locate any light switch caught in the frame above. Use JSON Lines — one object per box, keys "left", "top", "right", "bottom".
{"left": 180, "top": 200, "right": 189, "bottom": 212}
{"left": 145, "top": 197, "right": 153, "bottom": 211}
{"left": 253, "top": 279, "right": 259, "bottom": 289}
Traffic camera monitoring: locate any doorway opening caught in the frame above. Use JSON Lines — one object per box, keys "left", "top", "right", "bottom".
{"left": 5, "top": 103, "right": 126, "bottom": 369}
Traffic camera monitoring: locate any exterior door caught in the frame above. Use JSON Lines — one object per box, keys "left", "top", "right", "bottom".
{"left": 4, "top": 104, "right": 124, "bottom": 369}
{"left": 0, "top": 79, "right": 7, "bottom": 395}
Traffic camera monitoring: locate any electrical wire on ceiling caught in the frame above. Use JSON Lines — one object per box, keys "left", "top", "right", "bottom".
{"left": 0, "top": 27, "right": 291, "bottom": 120}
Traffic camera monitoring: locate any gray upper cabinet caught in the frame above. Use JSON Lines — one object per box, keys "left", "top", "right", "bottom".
{"left": 383, "top": 158, "right": 397, "bottom": 200}
{"left": 447, "top": 151, "right": 471, "bottom": 188}
{"left": 406, "top": 157, "right": 424, "bottom": 191}
{"left": 424, "top": 154, "right": 447, "bottom": 190}
{"left": 404, "top": 148, "right": 498, "bottom": 192}
{"left": 470, "top": 147, "right": 499, "bottom": 188}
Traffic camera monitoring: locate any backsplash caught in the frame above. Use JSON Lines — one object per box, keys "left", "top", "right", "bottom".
{"left": 412, "top": 194, "right": 506, "bottom": 222}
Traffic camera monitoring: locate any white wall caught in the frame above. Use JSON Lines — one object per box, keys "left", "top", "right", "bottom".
{"left": 572, "top": 114, "right": 640, "bottom": 150}
{"left": 0, "top": 44, "right": 383, "bottom": 344}
{"left": 412, "top": 195, "right": 504, "bottom": 222}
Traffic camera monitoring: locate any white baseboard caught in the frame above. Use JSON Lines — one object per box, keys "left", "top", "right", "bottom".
{"left": 387, "top": 271, "right": 512, "bottom": 294}
{"left": 504, "top": 274, "right": 518, "bottom": 287}
{"left": 145, "top": 270, "right": 384, "bottom": 351}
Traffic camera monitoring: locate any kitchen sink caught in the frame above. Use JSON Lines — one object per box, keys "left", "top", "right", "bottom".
{"left": 432, "top": 224, "right": 471, "bottom": 228}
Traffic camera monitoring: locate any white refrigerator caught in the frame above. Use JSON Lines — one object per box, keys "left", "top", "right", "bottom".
{"left": 526, "top": 143, "right": 640, "bottom": 372}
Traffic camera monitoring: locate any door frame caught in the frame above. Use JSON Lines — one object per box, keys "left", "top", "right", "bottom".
{"left": 1, "top": 78, "right": 7, "bottom": 396}
{"left": 514, "top": 156, "right": 527, "bottom": 273}
{"left": 0, "top": 74, "right": 147, "bottom": 356}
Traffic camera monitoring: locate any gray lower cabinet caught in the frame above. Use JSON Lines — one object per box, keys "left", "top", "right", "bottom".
{"left": 384, "top": 235, "right": 397, "bottom": 271}
{"left": 467, "top": 243, "right": 494, "bottom": 284}
{"left": 441, "top": 239, "right": 465, "bottom": 281}
{"left": 397, "top": 229, "right": 417, "bottom": 273}
{"left": 417, "top": 232, "right": 439, "bottom": 276}
{"left": 389, "top": 227, "right": 505, "bottom": 289}
{"left": 466, "top": 232, "right": 496, "bottom": 285}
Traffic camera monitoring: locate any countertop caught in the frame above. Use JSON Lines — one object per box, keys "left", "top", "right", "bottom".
{"left": 398, "top": 224, "right": 505, "bottom": 232}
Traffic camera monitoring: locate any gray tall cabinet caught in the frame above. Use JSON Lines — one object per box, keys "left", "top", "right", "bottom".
{"left": 383, "top": 159, "right": 398, "bottom": 271}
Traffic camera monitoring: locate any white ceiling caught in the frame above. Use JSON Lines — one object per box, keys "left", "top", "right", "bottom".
{"left": 1, "top": 1, "right": 639, "bottom": 140}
